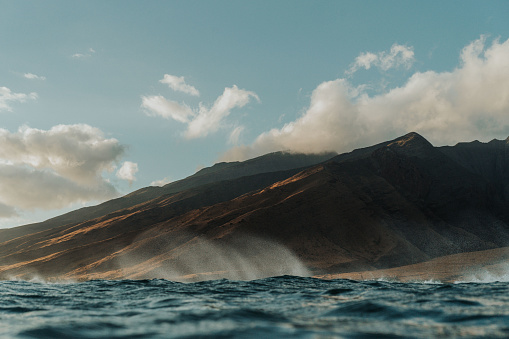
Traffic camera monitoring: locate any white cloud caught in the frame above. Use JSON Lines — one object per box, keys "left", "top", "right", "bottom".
{"left": 185, "top": 85, "right": 259, "bottom": 139}
{"left": 150, "top": 176, "right": 172, "bottom": 187}
{"left": 0, "top": 124, "right": 126, "bottom": 184}
{"left": 72, "top": 48, "right": 95, "bottom": 59}
{"left": 0, "top": 124, "right": 127, "bottom": 215}
{"left": 116, "top": 161, "right": 138, "bottom": 185}
{"left": 222, "top": 37, "right": 509, "bottom": 161}
{"left": 141, "top": 95, "right": 193, "bottom": 123}
{"left": 0, "top": 164, "right": 117, "bottom": 211}
{"left": 348, "top": 43, "right": 415, "bottom": 74}
{"left": 0, "top": 87, "right": 37, "bottom": 112}
{"left": 160, "top": 74, "right": 200, "bottom": 96}
{"left": 24, "top": 73, "right": 46, "bottom": 80}
{"left": 142, "top": 84, "right": 259, "bottom": 139}
{"left": 228, "top": 126, "right": 245, "bottom": 145}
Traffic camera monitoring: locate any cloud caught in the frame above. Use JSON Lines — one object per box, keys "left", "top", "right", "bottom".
{"left": 24, "top": 73, "right": 46, "bottom": 80}
{"left": 0, "top": 124, "right": 127, "bottom": 215}
{"left": 347, "top": 43, "right": 415, "bottom": 74}
{"left": 0, "top": 124, "right": 126, "bottom": 184}
{"left": 0, "top": 164, "right": 117, "bottom": 211}
{"left": 142, "top": 84, "right": 259, "bottom": 139}
{"left": 0, "top": 202, "right": 17, "bottom": 218}
{"left": 150, "top": 176, "right": 172, "bottom": 187}
{"left": 222, "top": 37, "right": 509, "bottom": 161}
{"left": 228, "top": 126, "right": 245, "bottom": 145}
{"left": 116, "top": 161, "right": 139, "bottom": 185}
{"left": 185, "top": 85, "right": 259, "bottom": 139}
{"left": 141, "top": 95, "right": 193, "bottom": 123}
{"left": 72, "top": 48, "right": 96, "bottom": 59}
{"left": 0, "top": 87, "right": 37, "bottom": 112}
{"left": 160, "top": 74, "right": 200, "bottom": 96}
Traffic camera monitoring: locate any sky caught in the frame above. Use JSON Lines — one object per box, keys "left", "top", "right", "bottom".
{"left": 0, "top": 0, "right": 508, "bottom": 229}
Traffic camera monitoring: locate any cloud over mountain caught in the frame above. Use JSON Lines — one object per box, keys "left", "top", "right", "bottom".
{"left": 222, "top": 37, "right": 509, "bottom": 161}
{"left": 0, "top": 164, "right": 118, "bottom": 211}
{"left": 0, "top": 124, "right": 128, "bottom": 216}
{"left": 116, "top": 161, "right": 139, "bottom": 185}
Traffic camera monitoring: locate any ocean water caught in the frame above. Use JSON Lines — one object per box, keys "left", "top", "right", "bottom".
{"left": 1, "top": 276, "right": 509, "bottom": 338}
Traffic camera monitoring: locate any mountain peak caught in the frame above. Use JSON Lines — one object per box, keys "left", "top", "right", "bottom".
{"left": 386, "top": 132, "right": 435, "bottom": 157}
{"left": 389, "top": 132, "right": 430, "bottom": 146}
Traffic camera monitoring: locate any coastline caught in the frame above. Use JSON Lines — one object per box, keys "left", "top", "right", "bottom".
{"left": 315, "top": 247, "right": 509, "bottom": 283}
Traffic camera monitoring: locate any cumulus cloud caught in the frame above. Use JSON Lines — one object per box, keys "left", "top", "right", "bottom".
{"left": 0, "top": 164, "right": 117, "bottom": 211}
{"left": 347, "top": 43, "right": 415, "bottom": 74}
{"left": 222, "top": 37, "right": 509, "bottom": 161}
{"left": 0, "top": 124, "right": 126, "bottom": 184}
{"left": 116, "top": 161, "right": 139, "bottom": 185}
{"left": 0, "top": 87, "right": 37, "bottom": 112}
{"left": 141, "top": 95, "right": 193, "bottom": 123}
{"left": 160, "top": 74, "right": 200, "bottom": 96}
{"left": 24, "top": 73, "right": 46, "bottom": 80}
{"left": 0, "top": 124, "right": 126, "bottom": 215}
{"left": 142, "top": 84, "right": 259, "bottom": 139}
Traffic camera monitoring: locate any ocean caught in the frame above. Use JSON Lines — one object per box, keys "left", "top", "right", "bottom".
{"left": 1, "top": 276, "right": 508, "bottom": 338}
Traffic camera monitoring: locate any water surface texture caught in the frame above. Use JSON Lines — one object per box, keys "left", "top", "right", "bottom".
{"left": 1, "top": 276, "right": 509, "bottom": 338}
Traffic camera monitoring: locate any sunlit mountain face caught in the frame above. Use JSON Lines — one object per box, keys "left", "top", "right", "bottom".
{"left": 1, "top": 133, "right": 508, "bottom": 283}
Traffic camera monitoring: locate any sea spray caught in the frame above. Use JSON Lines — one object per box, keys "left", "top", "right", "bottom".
{"left": 119, "top": 232, "right": 310, "bottom": 281}
{"left": 456, "top": 261, "right": 509, "bottom": 283}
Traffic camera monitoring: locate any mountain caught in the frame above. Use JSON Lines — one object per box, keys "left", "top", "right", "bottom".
{"left": 1, "top": 133, "right": 509, "bottom": 282}
{"left": 0, "top": 151, "right": 336, "bottom": 243}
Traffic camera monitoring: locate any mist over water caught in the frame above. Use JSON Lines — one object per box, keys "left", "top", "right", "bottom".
{"left": 456, "top": 262, "right": 509, "bottom": 284}
{"left": 119, "top": 233, "right": 310, "bottom": 281}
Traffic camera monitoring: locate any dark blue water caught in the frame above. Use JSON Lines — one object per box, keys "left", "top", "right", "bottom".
{"left": 1, "top": 276, "right": 509, "bottom": 338}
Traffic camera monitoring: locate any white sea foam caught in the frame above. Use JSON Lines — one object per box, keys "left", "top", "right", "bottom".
{"left": 455, "top": 262, "right": 509, "bottom": 284}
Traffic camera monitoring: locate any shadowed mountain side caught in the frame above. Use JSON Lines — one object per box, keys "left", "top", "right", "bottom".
{"left": 0, "top": 152, "right": 336, "bottom": 243}
{"left": 1, "top": 133, "right": 509, "bottom": 281}
{"left": 439, "top": 137, "right": 509, "bottom": 202}
{"left": 119, "top": 147, "right": 507, "bottom": 277}
{"left": 1, "top": 133, "right": 508, "bottom": 281}
{"left": 0, "top": 168, "right": 314, "bottom": 280}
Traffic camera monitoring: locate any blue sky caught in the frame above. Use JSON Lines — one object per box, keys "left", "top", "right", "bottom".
{"left": 1, "top": 1, "right": 508, "bottom": 228}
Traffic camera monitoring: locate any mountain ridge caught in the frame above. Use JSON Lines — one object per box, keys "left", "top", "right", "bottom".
{"left": 1, "top": 133, "right": 509, "bottom": 281}
{"left": 0, "top": 151, "right": 336, "bottom": 243}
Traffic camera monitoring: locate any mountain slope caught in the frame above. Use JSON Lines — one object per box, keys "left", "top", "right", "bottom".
{"left": 0, "top": 151, "right": 336, "bottom": 243}
{"left": 1, "top": 133, "right": 508, "bottom": 281}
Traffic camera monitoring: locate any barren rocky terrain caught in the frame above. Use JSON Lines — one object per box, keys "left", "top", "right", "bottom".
{"left": 1, "top": 132, "right": 508, "bottom": 282}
